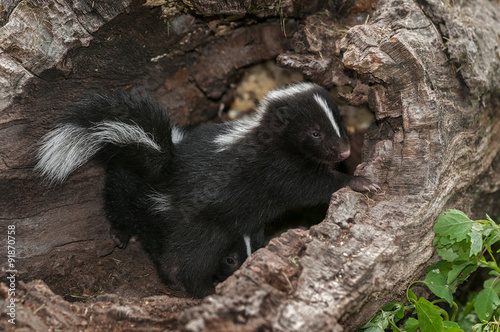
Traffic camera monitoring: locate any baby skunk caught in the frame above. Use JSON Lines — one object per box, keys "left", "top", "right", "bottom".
{"left": 35, "top": 82, "right": 378, "bottom": 297}
{"left": 215, "top": 228, "right": 265, "bottom": 286}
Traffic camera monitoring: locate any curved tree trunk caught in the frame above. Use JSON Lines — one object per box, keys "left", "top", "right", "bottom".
{"left": 181, "top": 1, "right": 500, "bottom": 330}
{"left": 1, "top": 0, "right": 499, "bottom": 331}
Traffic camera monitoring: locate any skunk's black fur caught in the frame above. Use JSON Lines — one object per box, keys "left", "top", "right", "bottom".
{"left": 36, "top": 83, "right": 378, "bottom": 297}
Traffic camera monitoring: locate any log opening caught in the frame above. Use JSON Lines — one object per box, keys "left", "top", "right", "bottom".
{"left": 1, "top": 0, "right": 499, "bottom": 331}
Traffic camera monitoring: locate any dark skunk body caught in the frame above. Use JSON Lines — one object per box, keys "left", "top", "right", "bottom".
{"left": 36, "top": 83, "right": 378, "bottom": 297}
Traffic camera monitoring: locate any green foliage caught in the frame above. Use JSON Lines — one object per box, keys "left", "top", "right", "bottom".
{"left": 359, "top": 209, "right": 500, "bottom": 332}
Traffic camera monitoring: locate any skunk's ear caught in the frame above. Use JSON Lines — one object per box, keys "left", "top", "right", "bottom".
{"left": 255, "top": 106, "right": 289, "bottom": 144}
{"left": 268, "top": 106, "right": 290, "bottom": 132}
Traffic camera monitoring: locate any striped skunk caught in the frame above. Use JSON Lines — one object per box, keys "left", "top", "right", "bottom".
{"left": 35, "top": 82, "right": 378, "bottom": 297}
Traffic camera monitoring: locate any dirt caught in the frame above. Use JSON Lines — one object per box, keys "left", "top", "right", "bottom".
{"left": 1, "top": 238, "right": 202, "bottom": 331}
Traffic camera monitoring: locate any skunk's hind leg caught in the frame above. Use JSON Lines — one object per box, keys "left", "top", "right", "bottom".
{"left": 105, "top": 199, "right": 135, "bottom": 249}
{"left": 104, "top": 166, "right": 146, "bottom": 249}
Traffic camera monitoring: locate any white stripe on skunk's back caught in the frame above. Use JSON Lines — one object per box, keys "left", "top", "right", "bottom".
{"left": 263, "top": 82, "right": 317, "bottom": 104}
{"left": 171, "top": 126, "right": 186, "bottom": 145}
{"left": 214, "top": 82, "right": 318, "bottom": 152}
{"left": 312, "top": 94, "right": 341, "bottom": 138}
{"left": 213, "top": 116, "right": 262, "bottom": 152}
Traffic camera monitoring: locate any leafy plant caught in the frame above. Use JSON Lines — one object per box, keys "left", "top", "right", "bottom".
{"left": 359, "top": 209, "right": 500, "bottom": 332}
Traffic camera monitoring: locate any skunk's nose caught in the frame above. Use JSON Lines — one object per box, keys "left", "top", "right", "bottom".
{"left": 339, "top": 150, "right": 351, "bottom": 160}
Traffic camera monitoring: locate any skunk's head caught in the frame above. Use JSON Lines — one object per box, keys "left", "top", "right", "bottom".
{"left": 213, "top": 240, "right": 247, "bottom": 286}
{"left": 213, "top": 231, "right": 264, "bottom": 286}
{"left": 260, "top": 83, "right": 351, "bottom": 164}
{"left": 214, "top": 82, "right": 351, "bottom": 163}
{"left": 214, "top": 251, "right": 242, "bottom": 286}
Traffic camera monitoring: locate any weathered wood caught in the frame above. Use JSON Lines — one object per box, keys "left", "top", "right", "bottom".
{"left": 0, "top": 280, "right": 201, "bottom": 331}
{"left": 1, "top": 0, "right": 499, "bottom": 330}
{"left": 186, "top": 0, "right": 335, "bottom": 17}
{"left": 180, "top": 0, "right": 500, "bottom": 330}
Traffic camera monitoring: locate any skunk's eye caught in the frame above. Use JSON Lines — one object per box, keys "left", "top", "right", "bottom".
{"left": 311, "top": 132, "right": 321, "bottom": 138}
{"left": 226, "top": 257, "right": 235, "bottom": 265}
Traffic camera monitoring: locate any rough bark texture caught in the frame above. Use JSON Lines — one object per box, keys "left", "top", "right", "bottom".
{"left": 180, "top": 0, "right": 500, "bottom": 330}
{"left": 1, "top": 0, "right": 500, "bottom": 331}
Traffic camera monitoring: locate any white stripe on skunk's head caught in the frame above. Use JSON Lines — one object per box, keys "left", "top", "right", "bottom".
{"left": 290, "top": 87, "right": 350, "bottom": 164}
{"left": 243, "top": 234, "right": 252, "bottom": 258}
{"left": 312, "top": 94, "right": 341, "bottom": 138}
{"left": 255, "top": 82, "right": 350, "bottom": 164}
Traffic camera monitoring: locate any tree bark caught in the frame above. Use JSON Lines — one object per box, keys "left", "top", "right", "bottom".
{"left": 180, "top": 0, "right": 500, "bottom": 330}
{"left": 1, "top": 0, "right": 499, "bottom": 331}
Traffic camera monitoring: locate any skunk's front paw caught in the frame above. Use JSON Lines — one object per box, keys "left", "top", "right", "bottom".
{"left": 348, "top": 176, "right": 380, "bottom": 192}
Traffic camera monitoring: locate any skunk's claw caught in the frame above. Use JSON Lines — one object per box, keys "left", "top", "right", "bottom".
{"left": 348, "top": 176, "right": 380, "bottom": 193}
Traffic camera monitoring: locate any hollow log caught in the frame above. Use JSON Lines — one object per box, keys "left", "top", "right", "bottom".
{"left": 1, "top": 0, "right": 499, "bottom": 331}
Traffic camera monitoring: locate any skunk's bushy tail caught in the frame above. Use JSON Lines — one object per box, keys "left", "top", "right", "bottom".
{"left": 35, "top": 91, "right": 174, "bottom": 183}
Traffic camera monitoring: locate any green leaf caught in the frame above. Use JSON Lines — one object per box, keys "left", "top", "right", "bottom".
{"left": 486, "top": 232, "right": 500, "bottom": 249}
{"left": 359, "top": 324, "right": 384, "bottom": 332}
{"left": 381, "top": 302, "right": 399, "bottom": 311}
{"left": 447, "top": 262, "right": 471, "bottom": 284}
{"left": 442, "top": 321, "right": 464, "bottom": 331}
{"left": 394, "top": 304, "right": 406, "bottom": 320}
{"left": 439, "top": 237, "right": 456, "bottom": 246}
{"left": 408, "top": 288, "right": 417, "bottom": 302}
{"left": 474, "top": 287, "right": 500, "bottom": 321}
{"left": 404, "top": 317, "right": 419, "bottom": 332}
{"left": 437, "top": 242, "right": 470, "bottom": 262}
{"left": 359, "top": 320, "right": 385, "bottom": 332}
{"left": 455, "top": 299, "right": 480, "bottom": 332}
{"left": 488, "top": 270, "right": 500, "bottom": 277}
{"left": 451, "top": 264, "right": 478, "bottom": 289}
{"left": 432, "top": 260, "right": 453, "bottom": 274}
{"left": 468, "top": 224, "right": 484, "bottom": 257}
{"left": 484, "top": 278, "right": 500, "bottom": 293}
{"left": 424, "top": 269, "right": 453, "bottom": 305}
{"left": 482, "top": 225, "right": 494, "bottom": 238}
{"left": 359, "top": 309, "right": 391, "bottom": 332}
{"left": 471, "top": 323, "right": 484, "bottom": 332}
{"left": 437, "top": 246, "right": 460, "bottom": 261}
{"left": 415, "top": 297, "right": 444, "bottom": 332}
{"left": 434, "top": 210, "right": 472, "bottom": 241}
{"left": 479, "top": 259, "right": 499, "bottom": 271}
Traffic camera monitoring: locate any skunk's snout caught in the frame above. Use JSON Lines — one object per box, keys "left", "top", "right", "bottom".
{"left": 339, "top": 149, "right": 351, "bottom": 160}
